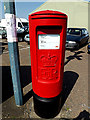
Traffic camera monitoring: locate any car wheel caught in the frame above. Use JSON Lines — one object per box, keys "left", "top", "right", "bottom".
{"left": 88, "top": 51, "right": 90, "bottom": 54}
{"left": 18, "top": 37, "right": 23, "bottom": 42}
{"left": 88, "top": 49, "right": 90, "bottom": 54}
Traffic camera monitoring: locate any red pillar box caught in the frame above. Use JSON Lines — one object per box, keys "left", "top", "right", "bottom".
{"left": 29, "top": 10, "right": 67, "bottom": 118}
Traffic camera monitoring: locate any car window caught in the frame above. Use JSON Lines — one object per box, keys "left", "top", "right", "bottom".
{"left": 82, "top": 29, "right": 88, "bottom": 35}
{"left": 67, "top": 29, "right": 81, "bottom": 35}
{"left": 22, "top": 22, "right": 28, "bottom": 28}
{"left": 82, "top": 30, "right": 85, "bottom": 34}
{"left": 18, "top": 22, "right": 22, "bottom": 28}
{"left": 84, "top": 30, "right": 88, "bottom": 34}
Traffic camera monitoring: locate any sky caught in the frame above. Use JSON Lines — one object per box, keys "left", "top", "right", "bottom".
{"left": 1, "top": 0, "right": 89, "bottom": 20}
{"left": 15, "top": 2, "right": 45, "bottom": 19}
{"left": 1, "top": 1, "right": 46, "bottom": 20}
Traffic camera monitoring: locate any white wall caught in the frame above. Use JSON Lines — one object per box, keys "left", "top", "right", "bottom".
{"left": 31, "top": 1, "right": 89, "bottom": 34}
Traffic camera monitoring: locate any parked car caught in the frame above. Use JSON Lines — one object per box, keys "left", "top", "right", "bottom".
{"left": 0, "top": 27, "right": 7, "bottom": 39}
{"left": 66, "top": 28, "right": 89, "bottom": 49}
{"left": 87, "top": 42, "right": 90, "bottom": 54}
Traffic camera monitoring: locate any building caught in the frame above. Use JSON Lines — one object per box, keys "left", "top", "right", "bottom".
{"left": 31, "top": 0, "right": 90, "bottom": 35}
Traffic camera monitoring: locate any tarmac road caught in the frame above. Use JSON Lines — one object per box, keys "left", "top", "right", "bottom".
{"left": 1, "top": 39, "right": 90, "bottom": 119}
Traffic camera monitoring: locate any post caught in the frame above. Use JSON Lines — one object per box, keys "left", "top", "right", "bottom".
{"left": 4, "top": 0, "right": 23, "bottom": 106}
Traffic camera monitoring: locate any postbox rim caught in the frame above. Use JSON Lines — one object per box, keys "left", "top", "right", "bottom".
{"left": 30, "top": 10, "right": 67, "bottom": 18}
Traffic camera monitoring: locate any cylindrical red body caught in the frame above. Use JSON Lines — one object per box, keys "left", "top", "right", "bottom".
{"left": 29, "top": 10, "right": 67, "bottom": 99}
{"left": 29, "top": 10, "right": 67, "bottom": 118}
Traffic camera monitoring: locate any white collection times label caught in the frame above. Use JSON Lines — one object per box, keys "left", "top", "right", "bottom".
{"left": 38, "top": 34, "right": 60, "bottom": 49}
{"left": 5, "top": 13, "right": 17, "bottom": 42}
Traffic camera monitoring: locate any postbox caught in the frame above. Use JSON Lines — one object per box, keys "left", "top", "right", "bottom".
{"left": 29, "top": 10, "right": 67, "bottom": 118}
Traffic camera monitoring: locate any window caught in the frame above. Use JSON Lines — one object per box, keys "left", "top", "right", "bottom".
{"left": 18, "top": 22, "right": 22, "bottom": 28}
{"left": 22, "top": 22, "right": 28, "bottom": 27}
{"left": 67, "top": 29, "right": 81, "bottom": 35}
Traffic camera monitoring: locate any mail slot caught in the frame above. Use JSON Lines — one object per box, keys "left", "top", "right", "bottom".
{"left": 29, "top": 10, "right": 67, "bottom": 118}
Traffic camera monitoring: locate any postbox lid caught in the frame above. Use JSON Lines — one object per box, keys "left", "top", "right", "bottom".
{"left": 30, "top": 10, "right": 67, "bottom": 19}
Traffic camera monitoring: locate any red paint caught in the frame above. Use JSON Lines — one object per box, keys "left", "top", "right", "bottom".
{"left": 29, "top": 10, "right": 67, "bottom": 98}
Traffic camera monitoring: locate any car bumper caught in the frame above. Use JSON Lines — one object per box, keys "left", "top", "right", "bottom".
{"left": 65, "top": 42, "right": 78, "bottom": 49}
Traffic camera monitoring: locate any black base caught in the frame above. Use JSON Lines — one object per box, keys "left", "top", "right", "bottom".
{"left": 33, "top": 92, "right": 62, "bottom": 119}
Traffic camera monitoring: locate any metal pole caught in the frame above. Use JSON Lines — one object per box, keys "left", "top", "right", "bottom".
{"left": 4, "top": 0, "right": 23, "bottom": 106}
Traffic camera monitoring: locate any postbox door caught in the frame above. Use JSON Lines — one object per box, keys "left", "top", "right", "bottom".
{"left": 37, "top": 26, "right": 62, "bottom": 83}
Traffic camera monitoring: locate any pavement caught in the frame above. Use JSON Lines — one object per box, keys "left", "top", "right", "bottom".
{"left": 1, "top": 38, "right": 90, "bottom": 119}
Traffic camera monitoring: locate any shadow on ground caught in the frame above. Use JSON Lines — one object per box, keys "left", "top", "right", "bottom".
{"left": 50, "top": 70, "right": 79, "bottom": 118}
{"left": 64, "top": 51, "right": 85, "bottom": 66}
{"left": 73, "top": 110, "right": 90, "bottom": 120}
{"left": 61, "top": 71, "right": 79, "bottom": 108}
{"left": 2, "top": 66, "right": 32, "bottom": 103}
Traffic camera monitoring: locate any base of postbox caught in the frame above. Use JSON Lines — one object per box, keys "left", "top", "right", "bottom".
{"left": 33, "top": 92, "right": 62, "bottom": 119}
